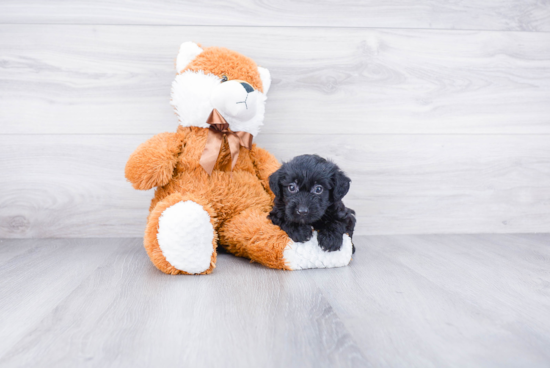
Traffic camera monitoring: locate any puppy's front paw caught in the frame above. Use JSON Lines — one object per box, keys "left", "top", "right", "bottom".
{"left": 317, "top": 230, "right": 344, "bottom": 252}
{"left": 289, "top": 225, "right": 313, "bottom": 243}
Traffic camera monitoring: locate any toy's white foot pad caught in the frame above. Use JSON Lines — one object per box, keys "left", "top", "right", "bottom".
{"left": 157, "top": 200, "right": 214, "bottom": 274}
{"left": 283, "top": 232, "right": 353, "bottom": 270}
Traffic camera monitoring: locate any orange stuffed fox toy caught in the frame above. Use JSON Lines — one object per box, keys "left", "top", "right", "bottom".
{"left": 125, "top": 42, "right": 353, "bottom": 275}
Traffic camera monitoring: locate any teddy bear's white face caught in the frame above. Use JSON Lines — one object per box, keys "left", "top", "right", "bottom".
{"left": 170, "top": 42, "right": 271, "bottom": 137}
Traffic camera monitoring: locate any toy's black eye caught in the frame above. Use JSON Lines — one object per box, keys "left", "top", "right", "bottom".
{"left": 312, "top": 185, "right": 323, "bottom": 194}
{"left": 221, "top": 75, "right": 228, "bottom": 82}
{"left": 288, "top": 184, "right": 299, "bottom": 193}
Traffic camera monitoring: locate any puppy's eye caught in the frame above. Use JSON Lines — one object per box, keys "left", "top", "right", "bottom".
{"left": 312, "top": 185, "right": 324, "bottom": 194}
{"left": 288, "top": 184, "right": 298, "bottom": 193}
{"left": 221, "top": 75, "right": 228, "bottom": 82}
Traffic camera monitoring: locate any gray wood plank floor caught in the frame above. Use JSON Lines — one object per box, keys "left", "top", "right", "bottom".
{"left": 1, "top": 235, "right": 549, "bottom": 367}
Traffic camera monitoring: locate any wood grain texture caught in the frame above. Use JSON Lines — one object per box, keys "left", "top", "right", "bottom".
{"left": 0, "top": 238, "right": 368, "bottom": 368}
{"left": 0, "top": 136, "right": 153, "bottom": 238}
{"left": 311, "top": 234, "right": 550, "bottom": 367}
{"left": 1, "top": 134, "right": 549, "bottom": 238}
{"left": 1, "top": 235, "right": 549, "bottom": 367}
{"left": 1, "top": 25, "right": 550, "bottom": 135}
{"left": 0, "top": 0, "right": 549, "bottom": 31}
{"left": 0, "top": 238, "right": 122, "bottom": 356}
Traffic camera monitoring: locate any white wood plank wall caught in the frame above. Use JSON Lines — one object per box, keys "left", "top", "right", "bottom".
{"left": 0, "top": 2, "right": 549, "bottom": 237}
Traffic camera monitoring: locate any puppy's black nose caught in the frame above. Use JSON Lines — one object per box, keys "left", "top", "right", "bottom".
{"left": 240, "top": 82, "right": 254, "bottom": 93}
{"left": 296, "top": 206, "right": 309, "bottom": 216}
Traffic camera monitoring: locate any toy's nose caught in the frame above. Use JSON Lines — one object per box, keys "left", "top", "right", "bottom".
{"left": 296, "top": 206, "right": 309, "bottom": 216}
{"left": 240, "top": 82, "right": 254, "bottom": 93}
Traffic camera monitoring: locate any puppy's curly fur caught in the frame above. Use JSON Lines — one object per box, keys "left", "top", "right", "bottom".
{"left": 268, "top": 155, "right": 356, "bottom": 252}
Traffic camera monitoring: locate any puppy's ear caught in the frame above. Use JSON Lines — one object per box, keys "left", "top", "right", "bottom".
{"left": 331, "top": 169, "right": 351, "bottom": 202}
{"left": 269, "top": 169, "right": 282, "bottom": 198}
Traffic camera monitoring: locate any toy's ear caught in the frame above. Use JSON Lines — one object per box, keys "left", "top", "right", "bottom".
{"left": 258, "top": 66, "right": 271, "bottom": 94}
{"left": 331, "top": 169, "right": 351, "bottom": 202}
{"left": 176, "top": 42, "right": 203, "bottom": 73}
{"left": 268, "top": 168, "right": 282, "bottom": 198}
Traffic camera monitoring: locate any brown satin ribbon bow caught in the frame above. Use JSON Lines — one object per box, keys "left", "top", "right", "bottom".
{"left": 199, "top": 109, "right": 253, "bottom": 175}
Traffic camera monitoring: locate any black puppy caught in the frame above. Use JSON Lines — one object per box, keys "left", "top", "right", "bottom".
{"left": 268, "top": 154, "right": 356, "bottom": 252}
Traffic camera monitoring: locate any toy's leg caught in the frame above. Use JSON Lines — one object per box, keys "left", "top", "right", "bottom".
{"left": 144, "top": 192, "right": 218, "bottom": 275}
{"left": 218, "top": 208, "right": 353, "bottom": 270}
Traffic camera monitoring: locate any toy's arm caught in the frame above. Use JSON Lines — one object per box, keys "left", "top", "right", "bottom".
{"left": 250, "top": 144, "right": 281, "bottom": 198}
{"left": 125, "top": 132, "right": 183, "bottom": 190}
